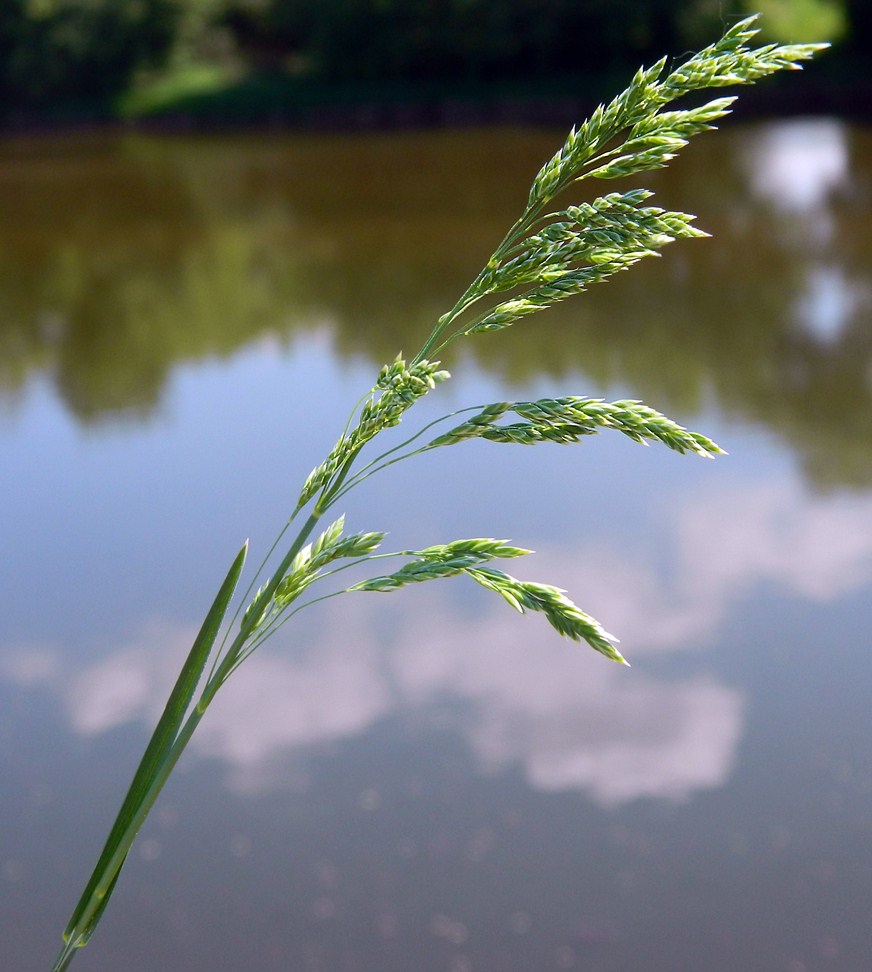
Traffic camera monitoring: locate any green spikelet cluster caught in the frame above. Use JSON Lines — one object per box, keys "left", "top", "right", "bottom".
{"left": 528, "top": 16, "right": 823, "bottom": 208}
{"left": 351, "top": 545, "right": 625, "bottom": 665}
{"left": 350, "top": 539, "right": 531, "bottom": 592}
{"left": 429, "top": 397, "right": 723, "bottom": 457}
{"left": 273, "top": 517, "right": 385, "bottom": 609}
{"left": 296, "top": 356, "right": 450, "bottom": 511}
{"left": 465, "top": 567, "right": 625, "bottom": 665}
{"left": 411, "top": 17, "right": 825, "bottom": 356}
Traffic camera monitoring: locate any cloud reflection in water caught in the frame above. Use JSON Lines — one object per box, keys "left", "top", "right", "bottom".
{"left": 742, "top": 119, "right": 869, "bottom": 348}
{"left": 9, "top": 477, "right": 872, "bottom": 806}
{"left": 745, "top": 119, "right": 848, "bottom": 214}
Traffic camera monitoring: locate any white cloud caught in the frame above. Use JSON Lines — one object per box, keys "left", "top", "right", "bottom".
{"left": 65, "top": 621, "right": 200, "bottom": 735}
{"left": 746, "top": 119, "right": 848, "bottom": 213}
{"left": 392, "top": 609, "right": 744, "bottom": 806}
{"left": 0, "top": 645, "right": 61, "bottom": 686}
{"left": 677, "top": 480, "right": 872, "bottom": 604}
{"left": 9, "top": 476, "right": 872, "bottom": 806}
{"left": 194, "top": 637, "right": 391, "bottom": 792}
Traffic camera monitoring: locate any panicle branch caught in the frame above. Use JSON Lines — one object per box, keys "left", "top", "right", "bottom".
{"left": 417, "top": 15, "right": 826, "bottom": 353}
{"left": 296, "top": 356, "right": 450, "bottom": 512}
{"left": 350, "top": 543, "right": 625, "bottom": 665}
{"left": 465, "top": 566, "right": 626, "bottom": 665}
{"left": 429, "top": 397, "right": 724, "bottom": 458}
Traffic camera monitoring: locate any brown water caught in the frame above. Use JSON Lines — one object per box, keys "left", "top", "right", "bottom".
{"left": 1, "top": 120, "right": 871, "bottom": 972}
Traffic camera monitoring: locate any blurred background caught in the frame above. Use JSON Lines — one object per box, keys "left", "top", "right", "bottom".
{"left": 3, "top": 4, "right": 872, "bottom": 972}
{"left": 0, "top": 0, "right": 869, "bottom": 126}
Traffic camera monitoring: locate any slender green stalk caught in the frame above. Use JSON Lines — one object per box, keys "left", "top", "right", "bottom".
{"left": 53, "top": 704, "right": 209, "bottom": 970}
{"left": 207, "top": 512, "right": 322, "bottom": 689}
{"left": 54, "top": 514, "right": 323, "bottom": 971}
{"left": 53, "top": 542, "right": 249, "bottom": 969}
{"left": 50, "top": 18, "right": 825, "bottom": 969}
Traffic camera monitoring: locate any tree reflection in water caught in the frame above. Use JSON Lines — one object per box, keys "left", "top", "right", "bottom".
{"left": 0, "top": 121, "right": 870, "bottom": 488}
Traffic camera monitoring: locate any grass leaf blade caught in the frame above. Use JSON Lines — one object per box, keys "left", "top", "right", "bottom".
{"left": 61, "top": 540, "right": 248, "bottom": 945}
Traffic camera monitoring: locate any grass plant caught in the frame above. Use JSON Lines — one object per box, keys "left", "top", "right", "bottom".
{"left": 50, "top": 17, "right": 825, "bottom": 971}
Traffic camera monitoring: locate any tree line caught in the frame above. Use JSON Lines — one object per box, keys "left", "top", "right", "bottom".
{"left": 1, "top": 0, "right": 866, "bottom": 120}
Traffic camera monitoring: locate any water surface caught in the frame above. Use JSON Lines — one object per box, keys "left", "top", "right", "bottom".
{"left": 2, "top": 120, "right": 871, "bottom": 972}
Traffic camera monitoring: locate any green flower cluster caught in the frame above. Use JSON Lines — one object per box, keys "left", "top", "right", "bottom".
{"left": 52, "top": 19, "right": 826, "bottom": 972}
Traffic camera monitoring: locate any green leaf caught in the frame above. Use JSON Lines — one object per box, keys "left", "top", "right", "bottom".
{"left": 63, "top": 541, "right": 248, "bottom": 944}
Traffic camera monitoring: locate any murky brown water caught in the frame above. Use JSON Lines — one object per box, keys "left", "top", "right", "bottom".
{"left": 2, "top": 120, "right": 871, "bottom": 972}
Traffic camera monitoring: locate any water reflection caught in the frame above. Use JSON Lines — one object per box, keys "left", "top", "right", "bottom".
{"left": 12, "top": 596, "right": 742, "bottom": 806}
{"left": 743, "top": 120, "right": 870, "bottom": 357}
{"left": 4, "top": 122, "right": 872, "bottom": 972}
{"left": 1, "top": 122, "right": 871, "bottom": 490}
{"left": 745, "top": 118, "right": 848, "bottom": 213}
{"left": 8, "top": 473, "right": 871, "bottom": 809}
{"left": 798, "top": 264, "right": 863, "bottom": 343}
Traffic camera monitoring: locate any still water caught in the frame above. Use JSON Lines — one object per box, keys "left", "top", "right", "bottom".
{"left": 1, "top": 120, "right": 871, "bottom": 972}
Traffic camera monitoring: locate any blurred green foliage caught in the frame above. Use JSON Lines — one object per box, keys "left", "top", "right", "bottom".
{"left": 0, "top": 0, "right": 179, "bottom": 116}
{"left": 0, "top": 0, "right": 863, "bottom": 121}
{"left": 753, "top": 0, "right": 846, "bottom": 42}
{"left": 220, "top": 0, "right": 738, "bottom": 81}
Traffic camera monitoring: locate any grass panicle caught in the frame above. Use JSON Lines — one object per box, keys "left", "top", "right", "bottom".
{"left": 51, "top": 18, "right": 824, "bottom": 971}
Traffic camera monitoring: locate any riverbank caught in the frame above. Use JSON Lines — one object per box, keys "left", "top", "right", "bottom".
{"left": 2, "top": 50, "right": 868, "bottom": 135}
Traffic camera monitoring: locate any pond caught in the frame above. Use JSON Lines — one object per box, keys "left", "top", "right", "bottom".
{"left": 1, "top": 118, "right": 871, "bottom": 972}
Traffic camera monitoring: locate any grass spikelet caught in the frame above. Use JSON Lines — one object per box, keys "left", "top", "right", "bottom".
{"left": 350, "top": 538, "right": 533, "bottom": 593}
{"left": 416, "top": 539, "right": 533, "bottom": 561}
{"left": 274, "top": 521, "right": 386, "bottom": 608}
{"left": 464, "top": 567, "right": 626, "bottom": 665}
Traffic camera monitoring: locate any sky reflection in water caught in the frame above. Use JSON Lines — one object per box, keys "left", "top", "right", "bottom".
{"left": 2, "top": 120, "right": 872, "bottom": 972}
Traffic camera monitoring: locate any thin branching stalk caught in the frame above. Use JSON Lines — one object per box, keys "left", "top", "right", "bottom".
{"left": 50, "top": 18, "right": 826, "bottom": 971}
